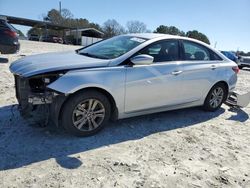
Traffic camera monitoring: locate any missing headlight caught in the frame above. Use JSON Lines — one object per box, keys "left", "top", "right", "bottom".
{"left": 28, "top": 72, "right": 66, "bottom": 93}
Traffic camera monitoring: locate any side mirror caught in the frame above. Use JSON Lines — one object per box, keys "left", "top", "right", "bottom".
{"left": 130, "top": 54, "right": 154, "bottom": 65}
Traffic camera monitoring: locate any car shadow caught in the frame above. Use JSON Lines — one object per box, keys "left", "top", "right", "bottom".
{"left": 227, "top": 107, "right": 249, "bottom": 122}
{"left": 0, "top": 57, "right": 8, "bottom": 63}
{"left": 0, "top": 104, "right": 227, "bottom": 170}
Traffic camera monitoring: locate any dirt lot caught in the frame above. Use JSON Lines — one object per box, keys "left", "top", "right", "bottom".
{"left": 0, "top": 40, "right": 250, "bottom": 188}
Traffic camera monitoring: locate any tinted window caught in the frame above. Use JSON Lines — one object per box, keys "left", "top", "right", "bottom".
{"left": 183, "top": 41, "right": 210, "bottom": 61}
{"left": 5, "top": 22, "right": 16, "bottom": 31}
{"left": 211, "top": 51, "right": 223, "bottom": 61}
{"left": 138, "top": 40, "right": 179, "bottom": 62}
{"left": 0, "top": 21, "right": 16, "bottom": 31}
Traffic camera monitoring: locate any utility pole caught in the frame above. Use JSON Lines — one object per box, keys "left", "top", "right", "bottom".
{"left": 59, "top": 1, "right": 63, "bottom": 41}
{"left": 59, "top": 1, "right": 62, "bottom": 15}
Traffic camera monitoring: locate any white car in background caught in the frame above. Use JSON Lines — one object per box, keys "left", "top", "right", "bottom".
{"left": 238, "top": 56, "right": 250, "bottom": 69}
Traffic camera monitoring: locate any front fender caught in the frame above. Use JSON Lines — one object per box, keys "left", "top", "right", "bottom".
{"left": 47, "top": 67, "right": 126, "bottom": 111}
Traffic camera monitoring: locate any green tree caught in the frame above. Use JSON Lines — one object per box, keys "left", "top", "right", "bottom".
{"left": 43, "top": 9, "right": 100, "bottom": 30}
{"left": 154, "top": 25, "right": 210, "bottom": 44}
{"left": 28, "top": 8, "right": 102, "bottom": 38}
{"left": 154, "top": 25, "right": 168, "bottom": 33}
{"left": 154, "top": 25, "right": 185, "bottom": 36}
{"left": 186, "top": 30, "right": 210, "bottom": 44}
{"left": 27, "top": 26, "right": 43, "bottom": 36}
{"left": 44, "top": 9, "right": 63, "bottom": 24}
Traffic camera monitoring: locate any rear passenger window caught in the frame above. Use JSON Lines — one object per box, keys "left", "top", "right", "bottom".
{"left": 183, "top": 41, "right": 210, "bottom": 61}
{"left": 210, "top": 51, "right": 223, "bottom": 61}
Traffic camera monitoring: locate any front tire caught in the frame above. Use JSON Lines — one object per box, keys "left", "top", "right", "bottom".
{"left": 203, "top": 83, "right": 227, "bottom": 112}
{"left": 61, "top": 90, "right": 111, "bottom": 137}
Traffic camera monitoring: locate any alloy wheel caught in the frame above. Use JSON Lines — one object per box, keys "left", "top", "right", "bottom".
{"left": 209, "top": 87, "right": 224, "bottom": 108}
{"left": 72, "top": 99, "right": 105, "bottom": 131}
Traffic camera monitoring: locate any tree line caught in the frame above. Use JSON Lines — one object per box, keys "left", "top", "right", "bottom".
{"left": 29, "top": 8, "right": 249, "bottom": 52}
{"left": 27, "top": 8, "right": 211, "bottom": 44}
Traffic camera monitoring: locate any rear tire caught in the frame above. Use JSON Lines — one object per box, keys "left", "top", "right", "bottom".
{"left": 203, "top": 83, "right": 227, "bottom": 112}
{"left": 61, "top": 90, "right": 111, "bottom": 137}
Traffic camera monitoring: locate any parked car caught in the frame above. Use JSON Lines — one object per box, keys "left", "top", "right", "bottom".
{"left": 10, "top": 34, "right": 239, "bottom": 136}
{"left": 238, "top": 56, "right": 250, "bottom": 69}
{"left": 40, "top": 35, "right": 63, "bottom": 44}
{"left": 28, "top": 34, "right": 39, "bottom": 41}
{"left": 220, "top": 51, "right": 239, "bottom": 63}
{"left": 0, "top": 19, "right": 20, "bottom": 54}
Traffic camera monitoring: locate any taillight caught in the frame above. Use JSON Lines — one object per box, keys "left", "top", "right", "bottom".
{"left": 232, "top": 66, "right": 239, "bottom": 74}
{"left": 4, "top": 30, "right": 17, "bottom": 38}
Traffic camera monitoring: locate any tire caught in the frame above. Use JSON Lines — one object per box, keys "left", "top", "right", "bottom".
{"left": 61, "top": 90, "right": 111, "bottom": 137}
{"left": 203, "top": 83, "right": 227, "bottom": 112}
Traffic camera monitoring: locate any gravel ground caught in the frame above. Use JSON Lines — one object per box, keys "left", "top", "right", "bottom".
{"left": 0, "top": 40, "right": 250, "bottom": 188}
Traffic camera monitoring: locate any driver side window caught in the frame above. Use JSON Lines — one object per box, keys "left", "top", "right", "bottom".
{"left": 137, "top": 40, "right": 179, "bottom": 63}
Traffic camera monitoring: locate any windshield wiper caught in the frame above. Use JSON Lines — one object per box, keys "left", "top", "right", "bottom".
{"left": 79, "top": 52, "right": 109, "bottom": 59}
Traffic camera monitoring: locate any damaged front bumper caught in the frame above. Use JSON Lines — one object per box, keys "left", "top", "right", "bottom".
{"left": 28, "top": 92, "right": 55, "bottom": 105}
{"left": 225, "top": 92, "right": 250, "bottom": 108}
{"left": 14, "top": 74, "right": 66, "bottom": 126}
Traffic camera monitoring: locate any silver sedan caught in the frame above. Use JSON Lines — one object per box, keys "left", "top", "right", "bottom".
{"left": 10, "top": 34, "right": 239, "bottom": 136}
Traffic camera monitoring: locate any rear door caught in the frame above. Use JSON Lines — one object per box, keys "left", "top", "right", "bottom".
{"left": 178, "top": 40, "right": 223, "bottom": 102}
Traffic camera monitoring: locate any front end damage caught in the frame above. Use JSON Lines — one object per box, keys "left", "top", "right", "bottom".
{"left": 14, "top": 73, "right": 67, "bottom": 126}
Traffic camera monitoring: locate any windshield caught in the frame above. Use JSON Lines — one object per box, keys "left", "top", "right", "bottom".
{"left": 78, "top": 35, "right": 147, "bottom": 59}
{"left": 6, "top": 22, "right": 17, "bottom": 32}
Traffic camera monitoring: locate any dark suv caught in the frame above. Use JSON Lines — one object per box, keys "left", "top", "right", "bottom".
{"left": 0, "top": 19, "right": 20, "bottom": 54}
{"left": 40, "top": 35, "right": 63, "bottom": 44}
{"left": 28, "top": 34, "right": 39, "bottom": 41}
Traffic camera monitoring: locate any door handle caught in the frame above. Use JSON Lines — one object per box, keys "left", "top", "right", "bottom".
{"left": 172, "top": 70, "right": 183, "bottom": 75}
{"left": 211, "top": 65, "right": 217, "bottom": 70}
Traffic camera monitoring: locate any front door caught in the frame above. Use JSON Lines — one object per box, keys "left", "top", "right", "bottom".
{"left": 125, "top": 39, "right": 184, "bottom": 113}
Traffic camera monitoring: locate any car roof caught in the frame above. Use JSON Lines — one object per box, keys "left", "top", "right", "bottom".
{"left": 126, "top": 33, "right": 198, "bottom": 40}
{"left": 125, "top": 33, "right": 201, "bottom": 42}
{"left": 125, "top": 33, "right": 166, "bottom": 39}
{"left": 125, "top": 33, "right": 212, "bottom": 47}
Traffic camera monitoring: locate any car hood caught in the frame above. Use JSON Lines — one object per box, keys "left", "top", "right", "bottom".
{"left": 9, "top": 51, "right": 111, "bottom": 77}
